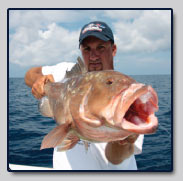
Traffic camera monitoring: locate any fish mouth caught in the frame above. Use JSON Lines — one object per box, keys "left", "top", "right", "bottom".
{"left": 114, "top": 83, "right": 158, "bottom": 134}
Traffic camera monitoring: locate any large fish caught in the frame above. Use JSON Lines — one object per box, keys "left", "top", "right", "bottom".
{"left": 39, "top": 57, "right": 158, "bottom": 151}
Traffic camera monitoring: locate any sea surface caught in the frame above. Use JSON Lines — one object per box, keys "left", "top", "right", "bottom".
{"left": 8, "top": 75, "right": 172, "bottom": 171}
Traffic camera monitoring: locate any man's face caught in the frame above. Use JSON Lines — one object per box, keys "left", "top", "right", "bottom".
{"left": 80, "top": 36, "right": 117, "bottom": 72}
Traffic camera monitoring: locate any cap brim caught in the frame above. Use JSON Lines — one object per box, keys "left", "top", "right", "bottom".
{"left": 79, "top": 31, "right": 110, "bottom": 46}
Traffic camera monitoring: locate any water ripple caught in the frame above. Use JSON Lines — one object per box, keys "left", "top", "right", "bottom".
{"left": 9, "top": 76, "right": 172, "bottom": 171}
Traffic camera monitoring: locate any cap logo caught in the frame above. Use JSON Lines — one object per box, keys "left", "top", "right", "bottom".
{"left": 82, "top": 23, "right": 105, "bottom": 34}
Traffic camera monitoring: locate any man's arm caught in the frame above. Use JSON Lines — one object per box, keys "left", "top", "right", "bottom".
{"left": 24, "top": 67, "right": 54, "bottom": 99}
{"left": 105, "top": 134, "right": 139, "bottom": 165}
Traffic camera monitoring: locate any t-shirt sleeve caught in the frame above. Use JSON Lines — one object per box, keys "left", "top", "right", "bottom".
{"left": 42, "top": 62, "right": 75, "bottom": 82}
{"left": 133, "top": 134, "right": 144, "bottom": 155}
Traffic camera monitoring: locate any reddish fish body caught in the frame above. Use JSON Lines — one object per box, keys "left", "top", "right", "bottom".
{"left": 39, "top": 58, "right": 158, "bottom": 151}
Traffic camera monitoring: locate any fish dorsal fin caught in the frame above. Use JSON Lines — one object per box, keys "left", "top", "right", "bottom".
{"left": 65, "top": 56, "right": 87, "bottom": 78}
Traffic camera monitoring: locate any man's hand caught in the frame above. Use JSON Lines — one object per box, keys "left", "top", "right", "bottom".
{"left": 24, "top": 66, "right": 55, "bottom": 99}
{"left": 117, "top": 134, "right": 139, "bottom": 145}
{"left": 31, "top": 74, "right": 54, "bottom": 99}
{"left": 105, "top": 134, "right": 139, "bottom": 165}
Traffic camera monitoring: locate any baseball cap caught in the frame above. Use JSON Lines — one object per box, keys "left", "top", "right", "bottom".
{"left": 79, "top": 21, "right": 114, "bottom": 47}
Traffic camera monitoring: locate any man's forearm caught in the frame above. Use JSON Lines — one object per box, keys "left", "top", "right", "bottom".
{"left": 105, "top": 141, "right": 134, "bottom": 165}
{"left": 105, "top": 134, "right": 139, "bottom": 165}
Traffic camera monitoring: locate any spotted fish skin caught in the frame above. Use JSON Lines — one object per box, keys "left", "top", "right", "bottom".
{"left": 39, "top": 57, "right": 158, "bottom": 151}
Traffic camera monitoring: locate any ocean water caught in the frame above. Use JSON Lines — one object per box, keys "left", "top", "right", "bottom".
{"left": 8, "top": 75, "right": 172, "bottom": 171}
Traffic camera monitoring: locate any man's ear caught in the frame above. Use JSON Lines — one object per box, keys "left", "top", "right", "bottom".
{"left": 112, "top": 44, "right": 117, "bottom": 57}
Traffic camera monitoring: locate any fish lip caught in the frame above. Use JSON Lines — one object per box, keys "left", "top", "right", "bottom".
{"left": 114, "top": 83, "right": 159, "bottom": 134}
{"left": 121, "top": 114, "right": 158, "bottom": 134}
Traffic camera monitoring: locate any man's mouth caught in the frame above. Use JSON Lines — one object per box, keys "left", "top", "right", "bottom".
{"left": 89, "top": 62, "right": 103, "bottom": 71}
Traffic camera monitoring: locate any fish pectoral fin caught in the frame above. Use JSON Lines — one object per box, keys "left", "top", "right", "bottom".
{"left": 57, "top": 132, "right": 80, "bottom": 152}
{"left": 40, "top": 124, "right": 70, "bottom": 150}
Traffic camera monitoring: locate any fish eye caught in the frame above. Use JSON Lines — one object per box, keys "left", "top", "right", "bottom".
{"left": 106, "top": 78, "right": 113, "bottom": 85}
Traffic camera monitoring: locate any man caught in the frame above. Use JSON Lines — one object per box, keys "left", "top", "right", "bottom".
{"left": 25, "top": 21, "right": 144, "bottom": 170}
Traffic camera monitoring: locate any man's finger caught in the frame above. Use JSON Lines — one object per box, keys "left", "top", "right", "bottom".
{"left": 31, "top": 74, "right": 54, "bottom": 100}
{"left": 32, "top": 87, "right": 44, "bottom": 99}
{"left": 126, "top": 134, "right": 139, "bottom": 143}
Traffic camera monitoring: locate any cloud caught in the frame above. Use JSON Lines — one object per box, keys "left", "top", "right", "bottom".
{"left": 9, "top": 10, "right": 171, "bottom": 69}
{"left": 104, "top": 10, "right": 143, "bottom": 21}
{"left": 9, "top": 10, "right": 85, "bottom": 29}
{"left": 104, "top": 10, "right": 171, "bottom": 53}
{"left": 9, "top": 10, "right": 105, "bottom": 67}
{"left": 10, "top": 21, "right": 81, "bottom": 66}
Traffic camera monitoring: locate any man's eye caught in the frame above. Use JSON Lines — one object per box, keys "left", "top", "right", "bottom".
{"left": 98, "top": 45, "right": 105, "bottom": 50}
{"left": 84, "top": 47, "right": 90, "bottom": 51}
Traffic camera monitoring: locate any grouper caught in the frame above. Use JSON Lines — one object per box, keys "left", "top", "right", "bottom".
{"left": 39, "top": 57, "right": 158, "bottom": 152}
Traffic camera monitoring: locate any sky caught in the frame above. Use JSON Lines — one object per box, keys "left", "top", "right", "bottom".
{"left": 9, "top": 9, "right": 172, "bottom": 77}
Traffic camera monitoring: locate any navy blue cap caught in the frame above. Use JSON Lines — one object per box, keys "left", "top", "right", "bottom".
{"left": 79, "top": 21, "right": 114, "bottom": 47}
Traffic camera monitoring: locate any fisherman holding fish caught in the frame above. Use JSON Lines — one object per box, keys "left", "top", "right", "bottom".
{"left": 25, "top": 21, "right": 158, "bottom": 170}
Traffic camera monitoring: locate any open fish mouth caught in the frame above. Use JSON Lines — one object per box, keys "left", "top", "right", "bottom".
{"left": 114, "top": 83, "right": 158, "bottom": 134}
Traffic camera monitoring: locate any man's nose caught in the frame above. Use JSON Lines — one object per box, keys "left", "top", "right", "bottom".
{"left": 89, "top": 49, "right": 99, "bottom": 61}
